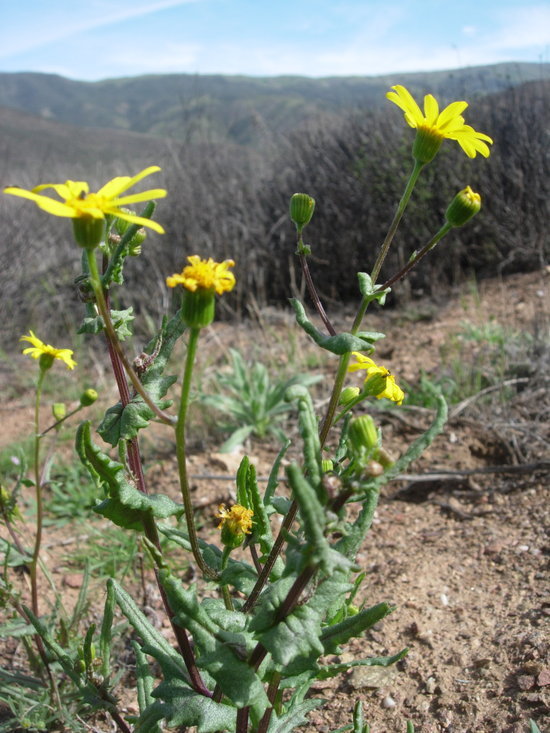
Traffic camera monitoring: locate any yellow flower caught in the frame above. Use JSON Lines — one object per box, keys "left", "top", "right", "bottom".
{"left": 20, "top": 330, "right": 77, "bottom": 370}
{"left": 386, "top": 85, "right": 493, "bottom": 161}
{"left": 348, "top": 352, "right": 404, "bottom": 405}
{"left": 217, "top": 504, "right": 254, "bottom": 549}
{"left": 3, "top": 166, "right": 166, "bottom": 234}
{"left": 166, "top": 255, "right": 236, "bottom": 295}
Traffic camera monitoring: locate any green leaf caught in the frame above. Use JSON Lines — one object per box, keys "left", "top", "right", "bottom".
{"left": 320, "top": 602, "right": 395, "bottom": 653}
{"left": 529, "top": 721, "right": 542, "bottom": 733}
{"left": 97, "top": 312, "right": 185, "bottom": 445}
{"left": 110, "top": 580, "right": 187, "bottom": 680}
{"left": 266, "top": 698, "right": 324, "bottom": 732}
{"left": 290, "top": 299, "right": 384, "bottom": 355}
{"left": 286, "top": 464, "right": 352, "bottom": 576}
{"left": 285, "top": 385, "right": 321, "bottom": 491}
{"left": 77, "top": 307, "right": 135, "bottom": 341}
{"left": 357, "top": 272, "right": 390, "bottom": 306}
{"left": 237, "top": 457, "right": 274, "bottom": 558}
{"left": 76, "top": 422, "right": 184, "bottom": 530}
{"left": 131, "top": 642, "right": 161, "bottom": 732}
{"left": 99, "top": 579, "right": 115, "bottom": 680}
{"left": 316, "top": 649, "right": 408, "bottom": 681}
{"left": 160, "top": 570, "right": 270, "bottom": 717}
{"left": 257, "top": 602, "right": 325, "bottom": 667}
{"left": 139, "top": 680, "right": 237, "bottom": 732}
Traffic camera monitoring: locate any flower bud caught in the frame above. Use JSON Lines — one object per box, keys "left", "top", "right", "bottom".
{"left": 80, "top": 388, "right": 98, "bottom": 407}
{"left": 445, "top": 186, "right": 481, "bottom": 227}
{"left": 348, "top": 415, "right": 379, "bottom": 458}
{"left": 321, "top": 459, "right": 334, "bottom": 473}
{"left": 347, "top": 415, "right": 381, "bottom": 469}
{"left": 52, "top": 403, "right": 66, "bottom": 421}
{"left": 290, "top": 193, "right": 315, "bottom": 232}
{"left": 339, "top": 386, "right": 360, "bottom": 405}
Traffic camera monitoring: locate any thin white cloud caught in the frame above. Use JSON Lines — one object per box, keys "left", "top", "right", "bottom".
{"left": 0, "top": 0, "right": 203, "bottom": 59}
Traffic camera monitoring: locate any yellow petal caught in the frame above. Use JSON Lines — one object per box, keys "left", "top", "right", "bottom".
{"left": 423, "top": 94, "right": 439, "bottom": 126}
{"left": 114, "top": 188, "right": 167, "bottom": 206}
{"left": 437, "top": 100, "right": 468, "bottom": 130}
{"left": 107, "top": 208, "right": 165, "bottom": 233}
{"left": 4, "top": 188, "right": 78, "bottom": 217}
{"left": 97, "top": 166, "right": 162, "bottom": 198}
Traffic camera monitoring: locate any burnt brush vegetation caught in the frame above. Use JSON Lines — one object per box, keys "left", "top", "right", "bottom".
{"left": 0, "top": 64, "right": 548, "bottom": 342}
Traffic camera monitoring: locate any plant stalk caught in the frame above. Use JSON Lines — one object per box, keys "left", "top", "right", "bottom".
{"left": 175, "top": 326, "right": 218, "bottom": 579}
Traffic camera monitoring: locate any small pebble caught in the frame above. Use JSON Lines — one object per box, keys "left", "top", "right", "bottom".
{"left": 426, "top": 676, "right": 437, "bottom": 694}
{"left": 382, "top": 694, "right": 396, "bottom": 709}
{"left": 440, "top": 593, "right": 449, "bottom": 606}
{"left": 516, "top": 544, "right": 529, "bottom": 553}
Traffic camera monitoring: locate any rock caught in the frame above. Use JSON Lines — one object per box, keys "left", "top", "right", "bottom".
{"left": 537, "top": 667, "right": 550, "bottom": 686}
{"left": 62, "top": 573, "right": 83, "bottom": 589}
{"left": 516, "top": 674, "right": 536, "bottom": 690}
{"left": 381, "top": 694, "right": 396, "bottom": 709}
{"left": 425, "top": 676, "right": 437, "bottom": 694}
{"left": 348, "top": 665, "right": 396, "bottom": 690}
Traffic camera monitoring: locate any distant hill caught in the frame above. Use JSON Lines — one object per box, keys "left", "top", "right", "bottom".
{"left": 0, "top": 62, "right": 548, "bottom": 145}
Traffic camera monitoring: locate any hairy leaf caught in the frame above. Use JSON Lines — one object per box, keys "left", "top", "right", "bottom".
{"left": 76, "top": 422, "right": 183, "bottom": 529}
{"left": 291, "top": 299, "right": 384, "bottom": 355}
{"left": 140, "top": 680, "right": 237, "bottom": 732}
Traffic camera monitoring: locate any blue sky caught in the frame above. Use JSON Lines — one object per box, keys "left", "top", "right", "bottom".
{"left": 1, "top": 0, "right": 548, "bottom": 81}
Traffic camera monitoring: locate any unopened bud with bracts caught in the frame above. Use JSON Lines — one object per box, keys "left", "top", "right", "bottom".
{"left": 290, "top": 193, "right": 315, "bottom": 232}
{"left": 339, "top": 386, "right": 361, "bottom": 405}
{"left": 348, "top": 415, "right": 380, "bottom": 466}
{"left": 52, "top": 403, "right": 66, "bottom": 421}
{"left": 80, "top": 388, "right": 98, "bottom": 407}
{"left": 445, "top": 186, "right": 481, "bottom": 227}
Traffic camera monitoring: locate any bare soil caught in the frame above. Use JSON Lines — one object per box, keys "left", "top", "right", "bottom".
{"left": 1, "top": 269, "right": 548, "bottom": 733}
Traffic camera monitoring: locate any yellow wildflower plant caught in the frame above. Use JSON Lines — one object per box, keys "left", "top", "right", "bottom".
{"left": 348, "top": 352, "right": 404, "bottom": 405}
{"left": 386, "top": 84, "right": 493, "bottom": 162}
{"left": 4, "top": 166, "right": 166, "bottom": 247}
{"left": 166, "top": 255, "right": 236, "bottom": 295}
{"left": 216, "top": 503, "right": 254, "bottom": 549}
{"left": 20, "top": 330, "right": 77, "bottom": 370}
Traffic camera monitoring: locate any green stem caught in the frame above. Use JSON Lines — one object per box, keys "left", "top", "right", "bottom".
{"left": 219, "top": 547, "right": 234, "bottom": 611}
{"left": 377, "top": 222, "right": 452, "bottom": 293}
{"left": 29, "top": 369, "right": 46, "bottom": 618}
{"left": 175, "top": 327, "right": 217, "bottom": 579}
{"left": 369, "top": 159, "right": 425, "bottom": 284}
{"left": 320, "top": 160, "right": 425, "bottom": 444}
{"left": 85, "top": 249, "right": 174, "bottom": 426}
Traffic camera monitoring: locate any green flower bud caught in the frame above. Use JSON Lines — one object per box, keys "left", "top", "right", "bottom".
{"left": 80, "top": 388, "right": 98, "bottom": 407}
{"left": 290, "top": 193, "right": 315, "bottom": 232}
{"left": 445, "top": 186, "right": 481, "bottom": 227}
{"left": 339, "top": 386, "right": 360, "bottom": 405}
{"left": 52, "top": 403, "right": 66, "bottom": 421}
{"left": 348, "top": 415, "right": 380, "bottom": 465}
{"left": 321, "top": 459, "right": 334, "bottom": 473}
{"left": 128, "top": 229, "right": 146, "bottom": 256}
{"left": 72, "top": 217, "right": 104, "bottom": 250}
